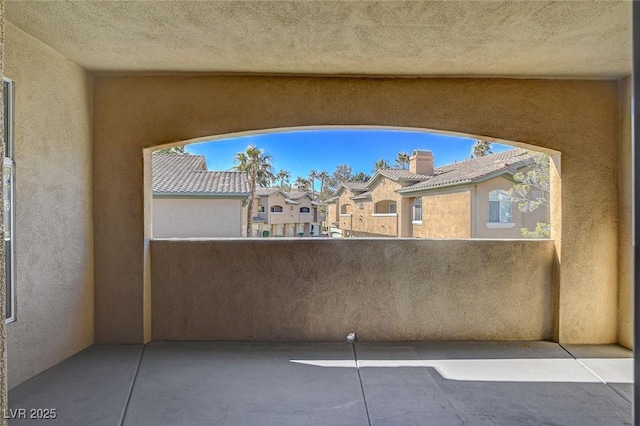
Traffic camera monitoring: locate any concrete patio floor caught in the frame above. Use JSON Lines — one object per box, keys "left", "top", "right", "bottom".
{"left": 8, "top": 341, "right": 632, "bottom": 425}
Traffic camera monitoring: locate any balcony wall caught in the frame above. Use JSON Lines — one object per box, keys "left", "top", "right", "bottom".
{"left": 151, "top": 239, "right": 555, "bottom": 341}
{"left": 94, "top": 76, "right": 622, "bottom": 346}
{"left": 618, "top": 76, "right": 633, "bottom": 348}
{"left": 5, "top": 22, "right": 94, "bottom": 388}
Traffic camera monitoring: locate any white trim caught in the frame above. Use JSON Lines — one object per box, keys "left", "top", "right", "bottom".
{"left": 300, "top": 212, "right": 312, "bottom": 215}
{"left": 372, "top": 213, "right": 397, "bottom": 217}
{"left": 412, "top": 220, "right": 423, "bottom": 225}
{"left": 486, "top": 222, "right": 516, "bottom": 228}
{"left": 270, "top": 212, "right": 284, "bottom": 215}
{"left": 339, "top": 214, "right": 352, "bottom": 217}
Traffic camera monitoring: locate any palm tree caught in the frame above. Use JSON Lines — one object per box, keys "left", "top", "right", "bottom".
{"left": 276, "top": 169, "right": 290, "bottom": 189}
{"left": 373, "top": 159, "right": 390, "bottom": 173}
{"left": 317, "top": 171, "right": 330, "bottom": 200}
{"left": 294, "top": 177, "right": 310, "bottom": 192}
{"left": 471, "top": 140, "right": 493, "bottom": 158}
{"left": 309, "top": 170, "right": 318, "bottom": 199}
{"left": 317, "top": 171, "right": 329, "bottom": 193}
{"left": 395, "top": 152, "right": 410, "bottom": 170}
{"left": 233, "top": 145, "right": 275, "bottom": 237}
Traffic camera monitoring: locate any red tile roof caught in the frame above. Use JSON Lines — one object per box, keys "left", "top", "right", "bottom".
{"left": 152, "top": 153, "right": 250, "bottom": 195}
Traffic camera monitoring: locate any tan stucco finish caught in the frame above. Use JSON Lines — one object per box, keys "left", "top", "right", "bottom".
{"left": 5, "top": 1, "right": 631, "bottom": 78}
{"left": 153, "top": 197, "right": 244, "bottom": 238}
{"left": 618, "top": 77, "right": 632, "bottom": 349}
{"left": 417, "top": 189, "right": 471, "bottom": 239}
{"left": 252, "top": 192, "right": 316, "bottom": 237}
{"left": 152, "top": 239, "right": 556, "bottom": 341}
{"left": 346, "top": 178, "right": 403, "bottom": 237}
{"left": 93, "top": 75, "right": 620, "bottom": 345}
{"left": 5, "top": 23, "right": 94, "bottom": 387}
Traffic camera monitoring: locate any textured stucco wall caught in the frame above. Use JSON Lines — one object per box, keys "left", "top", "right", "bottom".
{"left": 365, "top": 178, "right": 402, "bottom": 237}
{"left": 265, "top": 193, "right": 290, "bottom": 225}
{"left": 417, "top": 189, "right": 471, "bottom": 238}
{"left": 294, "top": 197, "right": 314, "bottom": 224}
{"left": 327, "top": 203, "right": 337, "bottom": 225}
{"left": 93, "top": 76, "right": 620, "bottom": 344}
{"left": 336, "top": 190, "right": 355, "bottom": 236}
{"left": 335, "top": 183, "right": 402, "bottom": 238}
{"left": 4, "top": 1, "right": 631, "bottom": 78}
{"left": 153, "top": 197, "right": 243, "bottom": 238}
{"left": 152, "top": 239, "right": 556, "bottom": 341}
{"left": 5, "top": 23, "right": 94, "bottom": 388}
{"left": 618, "top": 76, "right": 632, "bottom": 349}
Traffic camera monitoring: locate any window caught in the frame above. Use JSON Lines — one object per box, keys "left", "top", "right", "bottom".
{"left": 488, "top": 190, "right": 512, "bottom": 223}
{"left": 359, "top": 203, "right": 364, "bottom": 210}
{"left": 300, "top": 207, "right": 310, "bottom": 213}
{"left": 258, "top": 205, "right": 265, "bottom": 213}
{"left": 374, "top": 200, "right": 397, "bottom": 215}
{"left": 413, "top": 197, "right": 422, "bottom": 222}
{"left": 4, "top": 78, "right": 14, "bottom": 323}
{"left": 270, "top": 205, "right": 283, "bottom": 213}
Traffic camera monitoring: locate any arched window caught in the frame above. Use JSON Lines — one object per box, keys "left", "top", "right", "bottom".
{"left": 489, "top": 190, "right": 512, "bottom": 223}
{"left": 300, "top": 207, "right": 311, "bottom": 214}
{"left": 270, "top": 205, "right": 283, "bottom": 213}
{"left": 374, "top": 200, "right": 397, "bottom": 214}
{"left": 340, "top": 204, "right": 352, "bottom": 214}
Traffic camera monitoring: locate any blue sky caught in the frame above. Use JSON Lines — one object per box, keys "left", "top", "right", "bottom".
{"left": 185, "top": 129, "right": 513, "bottom": 186}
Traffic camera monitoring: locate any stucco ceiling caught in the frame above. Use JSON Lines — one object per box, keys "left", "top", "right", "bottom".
{"left": 5, "top": 0, "right": 631, "bottom": 78}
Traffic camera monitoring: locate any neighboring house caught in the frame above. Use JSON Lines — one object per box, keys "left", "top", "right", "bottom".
{"left": 253, "top": 188, "right": 322, "bottom": 237}
{"left": 326, "top": 182, "right": 372, "bottom": 237}
{"left": 325, "top": 149, "right": 549, "bottom": 239}
{"left": 152, "top": 153, "right": 250, "bottom": 238}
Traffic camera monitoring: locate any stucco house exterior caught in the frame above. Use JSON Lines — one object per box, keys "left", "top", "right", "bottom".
{"left": 152, "top": 154, "right": 323, "bottom": 238}
{"left": 152, "top": 153, "right": 250, "bottom": 238}
{"left": 326, "top": 149, "right": 549, "bottom": 238}
{"left": 253, "top": 188, "right": 322, "bottom": 237}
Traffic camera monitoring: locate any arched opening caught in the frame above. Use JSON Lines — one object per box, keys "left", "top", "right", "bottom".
{"left": 145, "top": 127, "right": 556, "bottom": 241}
{"left": 142, "top": 125, "right": 559, "bottom": 340}
{"left": 374, "top": 200, "right": 397, "bottom": 215}
{"left": 142, "top": 125, "right": 562, "bottom": 344}
{"left": 92, "top": 75, "right": 619, "bottom": 351}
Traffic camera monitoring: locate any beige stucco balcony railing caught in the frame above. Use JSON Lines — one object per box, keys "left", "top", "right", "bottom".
{"left": 150, "top": 238, "right": 555, "bottom": 342}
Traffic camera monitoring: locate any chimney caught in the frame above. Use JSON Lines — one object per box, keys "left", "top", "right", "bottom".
{"left": 409, "top": 150, "right": 434, "bottom": 175}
